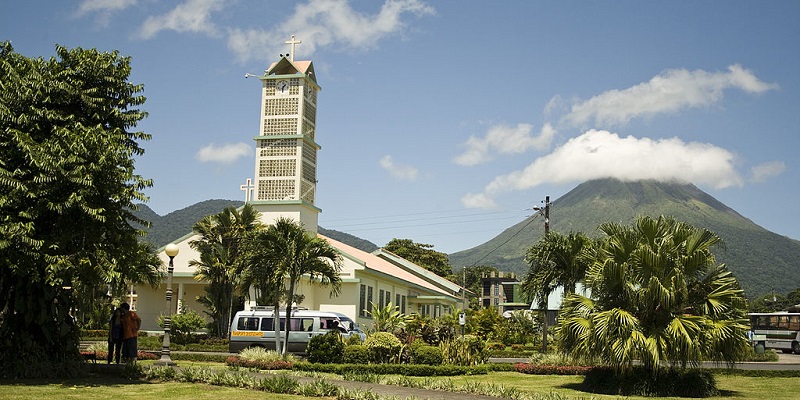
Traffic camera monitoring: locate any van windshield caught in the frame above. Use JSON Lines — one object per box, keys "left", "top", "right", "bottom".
{"left": 338, "top": 317, "right": 359, "bottom": 332}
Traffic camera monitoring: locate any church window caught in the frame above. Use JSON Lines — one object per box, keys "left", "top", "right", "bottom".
{"left": 385, "top": 291, "right": 391, "bottom": 307}
{"left": 379, "top": 289, "right": 385, "bottom": 308}
{"left": 303, "top": 100, "right": 316, "bottom": 126}
{"left": 302, "top": 160, "right": 315, "bottom": 183}
{"left": 263, "top": 117, "right": 298, "bottom": 136}
{"left": 260, "top": 139, "right": 297, "bottom": 157}
{"left": 258, "top": 179, "right": 295, "bottom": 201}
{"left": 367, "top": 286, "right": 373, "bottom": 314}
{"left": 300, "top": 180, "right": 315, "bottom": 204}
{"left": 359, "top": 285, "right": 367, "bottom": 317}
{"left": 264, "top": 97, "right": 298, "bottom": 116}
{"left": 259, "top": 159, "right": 295, "bottom": 178}
{"left": 401, "top": 295, "right": 406, "bottom": 314}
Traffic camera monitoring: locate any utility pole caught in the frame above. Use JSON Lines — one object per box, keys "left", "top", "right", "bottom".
{"left": 534, "top": 195, "right": 550, "bottom": 234}
{"left": 533, "top": 195, "right": 551, "bottom": 351}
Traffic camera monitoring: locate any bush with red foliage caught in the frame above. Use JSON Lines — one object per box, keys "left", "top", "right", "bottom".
{"left": 513, "top": 363, "right": 592, "bottom": 375}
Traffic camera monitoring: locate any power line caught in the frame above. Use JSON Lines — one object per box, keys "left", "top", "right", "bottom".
{"left": 468, "top": 212, "right": 542, "bottom": 267}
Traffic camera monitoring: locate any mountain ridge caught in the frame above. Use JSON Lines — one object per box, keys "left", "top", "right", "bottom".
{"left": 448, "top": 178, "right": 800, "bottom": 299}
{"left": 132, "top": 179, "right": 799, "bottom": 299}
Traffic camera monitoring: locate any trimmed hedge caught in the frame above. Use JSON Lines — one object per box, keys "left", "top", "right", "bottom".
{"left": 513, "top": 363, "right": 592, "bottom": 375}
{"left": 292, "top": 361, "right": 490, "bottom": 376}
{"left": 580, "top": 366, "right": 718, "bottom": 397}
{"left": 343, "top": 345, "right": 370, "bottom": 364}
{"left": 225, "top": 357, "right": 293, "bottom": 370}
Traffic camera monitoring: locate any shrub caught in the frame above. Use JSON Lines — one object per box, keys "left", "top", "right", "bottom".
{"left": 156, "top": 308, "right": 207, "bottom": 345}
{"left": 238, "top": 347, "right": 297, "bottom": 363}
{"left": 226, "top": 356, "right": 292, "bottom": 370}
{"left": 487, "top": 342, "right": 506, "bottom": 351}
{"left": 581, "top": 366, "right": 718, "bottom": 397}
{"left": 306, "top": 331, "right": 345, "bottom": 364}
{"left": 292, "top": 361, "right": 489, "bottom": 376}
{"left": 343, "top": 344, "right": 371, "bottom": 364}
{"left": 441, "top": 335, "right": 488, "bottom": 366}
{"left": 411, "top": 345, "right": 443, "bottom": 365}
{"left": 364, "top": 332, "right": 402, "bottom": 363}
{"left": 513, "top": 363, "right": 592, "bottom": 375}
{"left": 510, "top": 344, "right": 524, "bottom": 351}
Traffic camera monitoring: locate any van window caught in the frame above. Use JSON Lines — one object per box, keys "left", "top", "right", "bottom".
{"left": 258, "top": 317, "right": 314, "bottom": 331}
{"left": 238, "top": 317, "right": 260, "bottom": 331}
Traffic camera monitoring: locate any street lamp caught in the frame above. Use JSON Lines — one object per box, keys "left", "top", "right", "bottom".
{"left": 155, "top": 243, "right": 179, "bottom": 366}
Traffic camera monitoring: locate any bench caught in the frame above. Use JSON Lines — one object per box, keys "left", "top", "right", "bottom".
{"left": 79, "top": 341, "right": 97, "bottom": 363}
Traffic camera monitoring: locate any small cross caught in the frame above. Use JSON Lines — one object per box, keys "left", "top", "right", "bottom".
{"left": 240, "top": 178, "right": 255, "bottom": 202}
{"left": 285, "top": 35, "right": 302, "bottom": 62}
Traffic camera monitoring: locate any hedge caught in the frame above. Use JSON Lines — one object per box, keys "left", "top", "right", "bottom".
{"left": 292, "top": 362, "right": 490, "bottom": 376}
{"left": 513, "top": 363, "right": 592, "bottom": 375}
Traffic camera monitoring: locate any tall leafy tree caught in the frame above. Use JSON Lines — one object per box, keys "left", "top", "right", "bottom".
{"left": 189, "top": 204, "right": 262, "bottom": 337}
{"left": 384, "top": 238, "right": 453, "bottom": 277}
{"left": 558, "top": 216, "right": 750, "bottom": 374}
{"left": 0, "top": 42, "right": 160, "bottom": 373}
{"left": 522, "top": 231, "right": 593, "bottom": 352}
{"left": 260, "top": 218, "right": 343, "bottom": 354}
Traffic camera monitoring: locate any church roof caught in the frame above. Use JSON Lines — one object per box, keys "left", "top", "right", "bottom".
{"left": 319, "top": 234, "right": 461, "bottom": 301}
{"left": 266, "top": 57, "right": 317, "bottom": 85}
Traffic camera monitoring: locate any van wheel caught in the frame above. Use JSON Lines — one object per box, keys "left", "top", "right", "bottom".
{"left": 792, "top": 342, "right": 800, "bottom": 355}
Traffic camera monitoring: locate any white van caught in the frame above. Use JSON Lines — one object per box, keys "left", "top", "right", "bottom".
{"left": 228, "top": 307, "right": 366, "bottom": 354}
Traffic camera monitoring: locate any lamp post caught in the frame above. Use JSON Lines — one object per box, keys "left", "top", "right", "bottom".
{"left": 155, "top": 243, "right": 179, "bottom": 366}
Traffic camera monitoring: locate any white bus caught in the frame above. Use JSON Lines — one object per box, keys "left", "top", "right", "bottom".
{"left": 228, "top": 307, "right": 366, "bottom": 354}
{"left": 749, "top": 312, "right": 800, "bottom": 354}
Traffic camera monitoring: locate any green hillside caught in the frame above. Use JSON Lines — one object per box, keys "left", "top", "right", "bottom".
{"left": 134, "top": 200, "right": 379, "bottom": 253}
{"left": 448, "top": 179, "right": 800, "bottom": 299}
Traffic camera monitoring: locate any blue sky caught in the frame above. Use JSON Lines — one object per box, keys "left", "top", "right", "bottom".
{"left": 3, "top": 1, "right": 799, "bottom": 254}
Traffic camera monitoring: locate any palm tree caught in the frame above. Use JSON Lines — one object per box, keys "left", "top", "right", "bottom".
{"left": 557, "top": 216, "right": 750, "bottom": 374}
{"left": 252, "top": 217, "right": 343, "bottom": 354}
{"left": 189, "top": 204, "right": 262, "bottom": 337}
{"left": 522, "top": 231, "right": 592, "bottom": 352}
{"left": 366, "top": 302, "right": 410, "bottom": 334}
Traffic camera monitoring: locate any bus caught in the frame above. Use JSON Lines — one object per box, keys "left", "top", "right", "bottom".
{"left": 749, "top": 312, "right": 800, "bottom": 354}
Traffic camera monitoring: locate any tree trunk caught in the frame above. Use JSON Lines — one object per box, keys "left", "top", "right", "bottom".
{"left": 282, "top": 281, "right": 295, "bottom": 355}
{"left": 540, "top": 290, "right": 550, "bottom": 352}
{"left": 273, "top": 297, "right": 281, "bottom": 353}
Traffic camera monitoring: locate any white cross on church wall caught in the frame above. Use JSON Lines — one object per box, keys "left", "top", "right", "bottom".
{"left": 240, "top": 178, "right": 255, "bottom": 202}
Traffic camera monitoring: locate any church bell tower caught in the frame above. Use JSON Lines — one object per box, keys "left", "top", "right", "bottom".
{"left": 243, "top": 36, "right": 321, "bottom": 232}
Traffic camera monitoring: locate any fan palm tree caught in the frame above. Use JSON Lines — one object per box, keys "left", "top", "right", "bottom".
{"left": 250, "top": 217, "right": 343, "bottom": 354}
{"left": 558, "top": 215, "right": 749, "bottom": 375}
{"left": 522, "top": 231, "right": 593, "bottom": 352}
{"left": 189, "top": 204, "right": 262, "bottom": 337}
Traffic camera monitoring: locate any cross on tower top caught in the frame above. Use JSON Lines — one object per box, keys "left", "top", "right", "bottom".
{"left": 285, "top": 35, "right": 302, "bottom": 62}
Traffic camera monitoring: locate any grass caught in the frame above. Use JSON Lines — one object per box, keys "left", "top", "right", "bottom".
{"left": 2, "top": 362, "right": 798, "bottom": 400}
{"left": 0, "top": 377, "right": 305, "bottom": 400}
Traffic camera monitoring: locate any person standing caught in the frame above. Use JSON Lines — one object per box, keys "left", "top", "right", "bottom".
{"left": 120, "top": 302, "right": 141, "bottom": 363}
{"left": 107, "top": 305, "right": 124, "bottom": 364}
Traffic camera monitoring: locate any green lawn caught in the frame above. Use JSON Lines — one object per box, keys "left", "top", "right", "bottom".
{"left": 1, "top": 365, "right": 797, "bottom": 400}
{"left": 438, "top": 372, "right": 800, "bottom": 400}
{"left": 0, "top": 378, "right": 305, "bottom": 400}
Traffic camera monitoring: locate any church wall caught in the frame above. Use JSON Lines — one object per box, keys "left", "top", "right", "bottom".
{"left": 135, "top": 277, "right": 210, "bottom": 332}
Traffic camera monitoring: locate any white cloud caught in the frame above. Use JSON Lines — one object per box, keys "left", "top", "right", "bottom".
{"left": 562, "top": 65, "right": 778, "bottom": 127}
{"left": 460, "top": 192, "right": 497, "bottom": 209}
{"left": 379, "top": 155, "right": 418, "bottom": 181}
{"left": 462, "top": 130, "right": 744, "bottom": 208}
{"left": 228, "top": 0, "right": 435, "bottom": 63}
{"left": 76, "top": 0, "right": 137, "bottom": 16}
{"left": 453, "top": 123, "right": 556, "bottom": 166}
{"left": 137, "top": 0, "right": 224, "bottom": 39}
{"left": 195, "top": 142, "right": 252, "bottom": 164}
{"left": 750, "top": 161, "right": 785, "bottom": 183}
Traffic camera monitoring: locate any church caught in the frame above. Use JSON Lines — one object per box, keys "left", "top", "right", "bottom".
{"left": 133, "top": 37, "right": 463, "bottom": 332}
